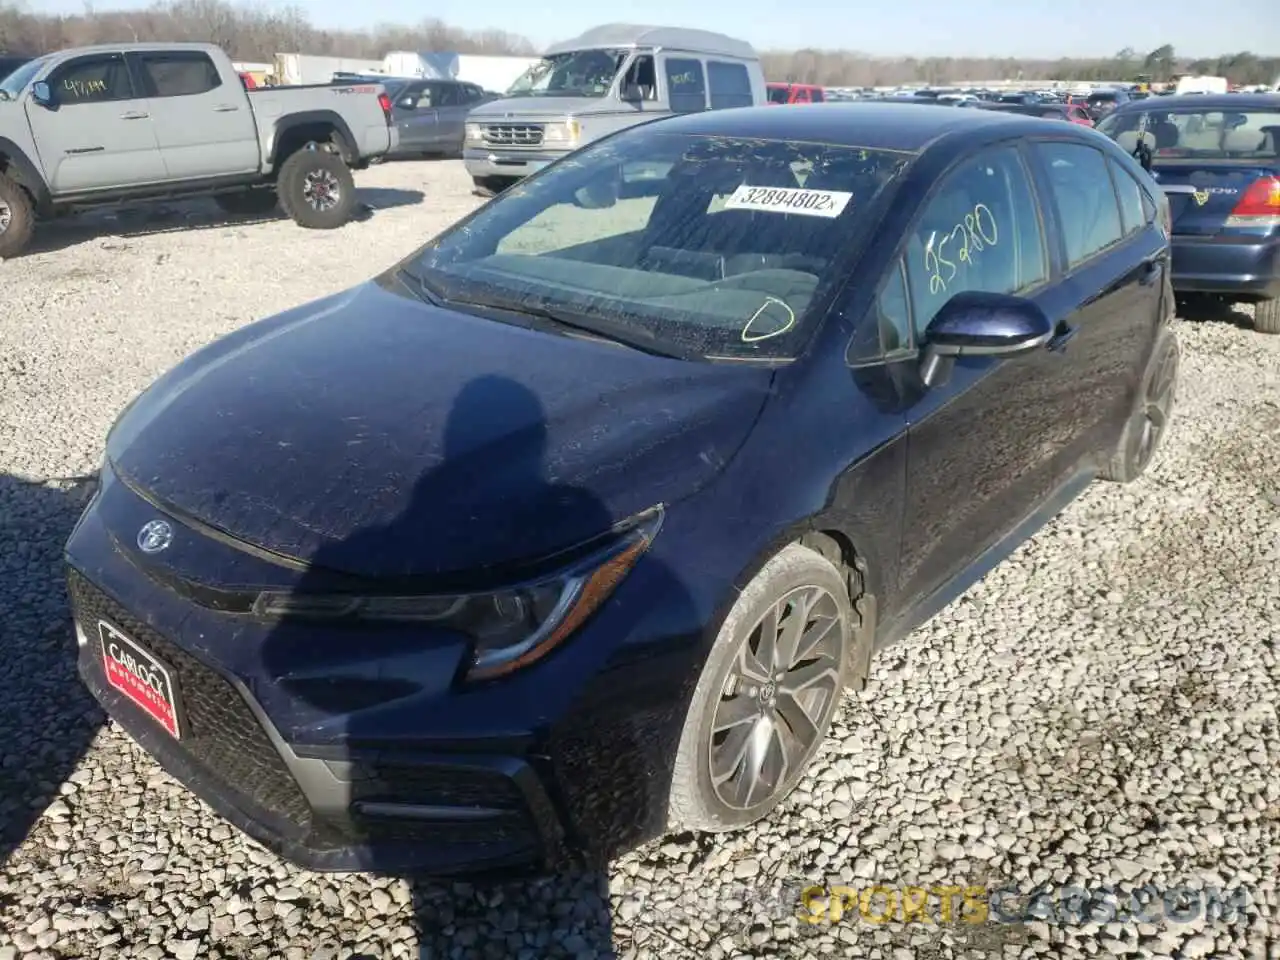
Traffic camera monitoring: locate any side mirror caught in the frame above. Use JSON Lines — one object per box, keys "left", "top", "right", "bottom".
{"left": 31, "top": 81, "right": 52, "bottom": 107}
{"left": 620, "top": 83, "right": 643, "bottom": 102}
{"left": 919, "top": 291, "right": 1055, "bottom": 388}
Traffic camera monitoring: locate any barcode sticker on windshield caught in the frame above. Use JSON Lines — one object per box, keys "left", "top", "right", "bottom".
{"left": 723, "top": 185, "right": 853, "bottom": 218}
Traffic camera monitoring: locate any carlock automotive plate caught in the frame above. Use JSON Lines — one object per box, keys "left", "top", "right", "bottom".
{"left": 98, "top": 620, "right": 182, "bottom": 739}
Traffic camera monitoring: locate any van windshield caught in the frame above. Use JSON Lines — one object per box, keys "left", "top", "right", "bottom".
{"left": 506, "top": 49, "right": 628, "bottom": 98}
{"left": 402, "top": 127, "right": 912, "bottom": 361}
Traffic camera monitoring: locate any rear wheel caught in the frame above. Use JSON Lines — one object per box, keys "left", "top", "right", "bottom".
{"left": 1253, "top": 298, "right": 1280, "bottom": 335}
{"left": 1102, "top": 326, "right": 1180, "bottom": 483}
{"left": 0, "top": 173, "right": 35, "bottom": 259}
{"left": 277, "top": 149, "right": 356, "bottom": 229}
{"left": 668, "top": 544, "right": 852, "bottom": 833}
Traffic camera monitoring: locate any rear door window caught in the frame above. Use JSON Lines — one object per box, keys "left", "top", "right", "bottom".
{"left": 706, "top": 61, "right": 753, "bottom": 109}
{"left": 1035, "top": 142, "right": 1126, "bottom": 268}
{"left": 136, "top": 51, "right": 221, "bottom": 97}
{"left": 665, "top": 58, "right": 706, "bottom": 113}
{"left": 1108, "top": 158, "right": 1149, "bottom": 236}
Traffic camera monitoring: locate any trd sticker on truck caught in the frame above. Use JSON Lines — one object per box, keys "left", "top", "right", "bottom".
{"left": 331, "top": 85, "right": 378, "bottom": 94}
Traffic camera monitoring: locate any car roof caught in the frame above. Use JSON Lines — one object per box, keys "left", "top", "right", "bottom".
{"left": 1112, "top": 93, "right": 1280, "bottom": 112}
{"left": 545, "top": 24, "right": 755, "bottom": 60}
{"left": 651, "top": 102, "right": 1053, "bottom": 153}
{"left": 43, "top": 41, "right": 223, "bottom": 57}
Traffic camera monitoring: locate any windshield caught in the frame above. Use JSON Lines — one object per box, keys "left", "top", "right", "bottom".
{"left": 1098, "top": 107, "right": 1280, "bottom": 160}
{"left": 0, "top": 55, "right": 47, "bottom": 98}
{"left": 505, "top": 48, "right": 628, "bottom": 98}
{"left": 767, "top": 86, "right": 790, "bottom": 104}
{"left": 402, "top": 128, "right": 911, "bottom": 360}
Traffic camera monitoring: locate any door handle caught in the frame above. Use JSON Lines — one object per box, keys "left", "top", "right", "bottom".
{"left": 213, "top": 104, "right": 240, "bottom": 112}
{"left": 1047, "top": 322, "right": 1078, "bottom": 353}
{"left": 119, "top": 111, "right": 149, "bottom": 120}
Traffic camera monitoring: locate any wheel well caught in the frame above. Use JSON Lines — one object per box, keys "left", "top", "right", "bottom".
{"left": 799, "top": 528, "right": 876, "bottom": 686}
{"left": 272, "top": 124, "right": 352, "bottom": 173}
{"left": 0, "top": 153, "right": 35, "bottom": 203}
{"left": 799, "top": 529, "right": 864, "bottom": 601}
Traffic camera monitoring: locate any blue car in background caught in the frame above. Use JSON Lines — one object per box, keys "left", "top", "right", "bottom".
{"left": 67, "top": 103, "right": 1178, "bottom": 876}
{"left": 1098, "top": 93, "right": 1280, "bottom": 333}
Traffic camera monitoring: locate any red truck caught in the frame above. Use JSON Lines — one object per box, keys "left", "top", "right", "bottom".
{"left": 767, "top": 82, "right": 825, "bottom": 104}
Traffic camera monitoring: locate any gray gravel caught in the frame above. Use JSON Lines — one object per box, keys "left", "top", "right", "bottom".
{"left": 2, "top": 159, "right": 1279, "bottom": 960}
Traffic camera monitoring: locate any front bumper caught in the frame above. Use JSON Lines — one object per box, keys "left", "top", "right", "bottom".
{"left": 462, "top": 147, "right": 571, "bottom": 182}
{"left": 1170, "top": 232, "right": 1280, "bottom": 299}
{"left": 70, "top": 569, "right": 566, "bottom": 876}
{"left": 62, "top": 468, "right": 727, "bottom": 875}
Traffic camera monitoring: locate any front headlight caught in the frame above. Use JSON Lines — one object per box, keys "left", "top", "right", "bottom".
{"left": 542, "top": 118, "right": 581, "bottom": 144}
{"left": 464, "top": 122, "right": 483, "bottom": 142}
{"left": 253, "top": 507, "right": 662, "bottom": 683}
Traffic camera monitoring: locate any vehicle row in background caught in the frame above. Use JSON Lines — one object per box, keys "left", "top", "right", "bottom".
{"left": 0, "top": 42, "right": 398, "bottom": 258}
{"left": 1096, "top": 93, "right": 1280, "bottom": 333}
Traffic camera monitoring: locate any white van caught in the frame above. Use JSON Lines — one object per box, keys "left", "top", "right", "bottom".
{"left": 462, "top": 24, "right": 766, "bottom": 194}
{"left": 1174, "top": 75, "right": 1229, "bottom": 96}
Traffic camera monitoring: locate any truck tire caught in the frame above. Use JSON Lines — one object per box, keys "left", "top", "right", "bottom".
{"left": 0, "top": 173, "right": 35, "bottom": 259}
{"left": 277, "top": 150, "right": 356, "bottom": 230}
{"left": 214, "top": 189, "right": 280, "bottom": 217}
{"left": 1253, "top": 298, "right": 1280, "bottom": 335}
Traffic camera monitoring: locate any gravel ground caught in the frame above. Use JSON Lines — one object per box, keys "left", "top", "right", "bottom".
{"left": 2, "top": 158, "right": 1279, "bottom": 960}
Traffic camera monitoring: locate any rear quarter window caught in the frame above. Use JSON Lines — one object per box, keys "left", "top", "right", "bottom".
{"left": 706, "top": 61, "right": 753, "bottom": 110}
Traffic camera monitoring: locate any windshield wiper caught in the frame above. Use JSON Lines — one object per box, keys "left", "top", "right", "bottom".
{"left": 456, "top": 293, "right": 689, "bottom": 358}
{"left": 398, "top": 269, "right": 688, "bottom": 359}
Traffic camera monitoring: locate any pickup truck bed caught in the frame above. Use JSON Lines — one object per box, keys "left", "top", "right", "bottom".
{"left": 0, "top": 41, "right": 399, "bottom": 257}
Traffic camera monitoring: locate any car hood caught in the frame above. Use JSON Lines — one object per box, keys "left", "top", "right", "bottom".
{"left": 106, "top": 278, "right": 773, "bottom": 581}
{"left": 466, "top": 96, "right": 606, "bottom": 122}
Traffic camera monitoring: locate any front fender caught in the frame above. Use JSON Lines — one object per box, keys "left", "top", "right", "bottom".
{"left": 0, "top": 135, "right": 52, "bottom": 212}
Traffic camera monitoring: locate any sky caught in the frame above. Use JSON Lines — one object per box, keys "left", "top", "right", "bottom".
{"left": 37, "top": 0, "right": 1279, "bottom": 60}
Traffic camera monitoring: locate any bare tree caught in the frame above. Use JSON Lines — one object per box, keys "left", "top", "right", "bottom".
{"left": 0, "top": 4, "right": 1275, "bottom": 86}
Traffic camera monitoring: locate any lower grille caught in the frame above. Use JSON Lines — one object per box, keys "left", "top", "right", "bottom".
{"left": 482, "top": 123, "right": 543, "bottom": 146}
{"left": 67, "top": 570, "right": 313, "bottom": 834}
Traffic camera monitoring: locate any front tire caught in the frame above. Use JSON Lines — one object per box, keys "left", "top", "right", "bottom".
{"left": 277, "top": 150, "right": 356, "bottom": 229}
{"left": 0, "top": 173, "right": 36, "bottom": 259}
{"left": 1102, "top": 326, "right": 1179, "bottom": 483}
{"left": 668, "top": 543, "right": 852, "bottom": 833}
{"left": 1253, "top": 298, "right": 1280, "bottom": 335}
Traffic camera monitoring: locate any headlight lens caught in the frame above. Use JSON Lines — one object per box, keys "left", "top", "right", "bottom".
{"left": 543, "top": 119, "right": 581, "bottom": 143}
{"left": 252, "top": 507, "right": 662, "bottom": 683}
{"left": 464, "top": 122, "right": 483, "bottom": 142}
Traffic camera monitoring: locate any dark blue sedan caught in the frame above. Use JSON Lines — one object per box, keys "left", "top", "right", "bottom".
{"left": 66, "top": 102, "right": 1179, "bottom": 876}
{"left": 1097, "top": 94, "right": 1280, "bottom": 333}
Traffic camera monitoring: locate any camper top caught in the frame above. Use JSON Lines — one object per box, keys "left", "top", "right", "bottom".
{"left": 543, "top": 24, "right": 757, "bottom": 61}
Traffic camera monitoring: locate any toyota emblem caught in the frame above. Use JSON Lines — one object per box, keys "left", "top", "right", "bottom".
{"left": 137, "top": 519, "right": 173, "bottom": 554}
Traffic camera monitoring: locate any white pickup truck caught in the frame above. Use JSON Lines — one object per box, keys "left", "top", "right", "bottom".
{"left": 0, "top": 42, "right": 399, "bottom": 257}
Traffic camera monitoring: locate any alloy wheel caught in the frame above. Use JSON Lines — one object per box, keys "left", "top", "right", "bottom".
{"left": 301, "top": 169, "right": 341, "bottom": 212}
{"left": 708, "top": 584, "right": 846, "bottom": 811}
{"left": 0, "top": 200, "right": 10, "bottom": 235}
